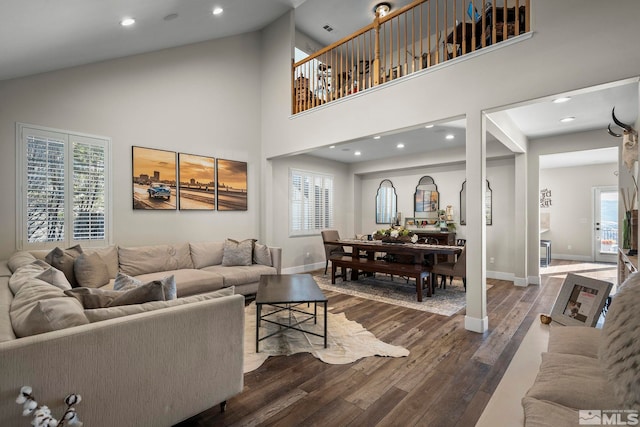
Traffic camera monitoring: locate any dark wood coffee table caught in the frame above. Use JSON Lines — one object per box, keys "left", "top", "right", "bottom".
{"left": 255, "top": 274, "right": 328, "bottom": 352}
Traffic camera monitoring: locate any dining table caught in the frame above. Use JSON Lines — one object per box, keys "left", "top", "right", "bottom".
{"left": 333, "top": 238, "right": 461, "bottom": 260}
{"left": 328, "top": 238, "right": 463, "bottom": 288}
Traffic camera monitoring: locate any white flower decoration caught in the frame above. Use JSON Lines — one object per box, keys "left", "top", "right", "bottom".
{"left": 411, "top": 234, "right": 419, "bottom": 243}
{"left": 23, "top": 399, "right": 37, "bottom": 416}
{"left": 390, "top": 230, "right": 399, "bottom": 238}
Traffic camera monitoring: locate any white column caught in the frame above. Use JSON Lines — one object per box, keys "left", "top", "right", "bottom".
{"left": 527, "top": 151, "right": 541, "bottom": 284}
{"left": 465, "top": 111, "right": 488, "bottom": 333}
{"left": 513, "top": 153, "right": 529, "bottom": 286}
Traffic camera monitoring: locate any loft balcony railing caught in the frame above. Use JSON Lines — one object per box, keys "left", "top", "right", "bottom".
{"left": 292, "top": 0, "right": 530, "bottom": 114}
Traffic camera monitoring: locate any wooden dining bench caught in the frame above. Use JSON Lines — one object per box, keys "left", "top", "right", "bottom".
{"left": 329, "top": 255, "right": 433, "bottom": 301}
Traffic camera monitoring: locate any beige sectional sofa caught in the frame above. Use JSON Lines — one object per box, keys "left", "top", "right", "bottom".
{"left": 0, "top": 240, "right": 281, "bottom": 427}
{"left": 521, "top": 272, "right": 640, "bottom": 426}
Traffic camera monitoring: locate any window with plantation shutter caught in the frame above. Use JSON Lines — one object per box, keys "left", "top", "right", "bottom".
{"left": 17, "top": 123, "right": 111, "bottom": 250}
{"left": 289, "top": 168, "right": 333, "bottom": 236}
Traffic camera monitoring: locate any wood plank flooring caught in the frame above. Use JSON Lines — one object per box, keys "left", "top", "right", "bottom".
{"left": 176, "top": 261, "right": 616, "bottom": 427}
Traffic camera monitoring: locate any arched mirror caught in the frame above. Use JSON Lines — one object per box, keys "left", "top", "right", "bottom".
{"left": 376, "top": 179, "right": 397, "bottom": 224}
{"left": 460, "top": 179, "right": 492, "bottom": 225}
{"left": 414, "top": 176, "right": 439, "bottom": 220}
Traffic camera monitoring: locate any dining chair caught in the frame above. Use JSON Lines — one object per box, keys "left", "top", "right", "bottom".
{"left": 423, "top": 237, "right": 439, "bottom": 269}
{"left": 321, "top": 230, "right": 351, "bottom": 274}
{"left": 431, "top": 245, "right": 467, "bottom": 290}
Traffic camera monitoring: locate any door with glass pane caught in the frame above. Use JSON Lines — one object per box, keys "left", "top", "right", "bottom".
{"left": 594, "top": 186, "right": 618, "bottom": 263}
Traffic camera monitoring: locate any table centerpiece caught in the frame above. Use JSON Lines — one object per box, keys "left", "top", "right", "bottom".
{"left": 373, "top": 226, "right": 419, "bottom": 244}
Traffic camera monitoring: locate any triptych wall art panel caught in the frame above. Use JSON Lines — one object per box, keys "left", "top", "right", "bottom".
{"left": 216, "top": 158, "right": 248, "bottom": 211}
{"left": 178, "top": 153, "right": 216, "bottom": 210}
{"left": 131, "top": 146, "right": 247, "bottom": 211}
{"left": 132, "top": 146, "right": 177, "bottom": 210}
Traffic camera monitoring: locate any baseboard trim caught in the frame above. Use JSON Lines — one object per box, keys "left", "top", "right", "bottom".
{"left": 513, "top": 276, "right": 528, "bottom": 287}
{"left": 465, "top": 315, "right": 489, "bottom": 333}
{"left": 487, "top": 270, "right": 514, "bottom": 281}
{"left": 527, "top": 275, "right": 541, "bottom": 285}
{"left": 550, "top": 254, "right": 593, "bottom": 262}
{"left": 282, "top": 262, "right": 324, "bottom": 275}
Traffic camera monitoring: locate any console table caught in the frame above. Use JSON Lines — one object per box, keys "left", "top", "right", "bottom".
{"left": 618, "top": 249, "right": 638, "bottom": 286}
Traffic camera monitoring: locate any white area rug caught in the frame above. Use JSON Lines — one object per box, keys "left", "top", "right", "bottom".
{"left": 244, "top": 302, "right": 409, "bottom": 373}
{"left": 314, "top": 273, "right": 470, "bottom": 316}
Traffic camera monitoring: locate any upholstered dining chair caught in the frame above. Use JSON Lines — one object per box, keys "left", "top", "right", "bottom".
{"left": 431, "top": 245, "right": 467, "bottom": 290}
{"left": 321, "top": 230, "right": 351, "bottom": 274}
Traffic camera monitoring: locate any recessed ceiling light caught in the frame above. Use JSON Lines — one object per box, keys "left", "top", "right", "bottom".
{"left": 560, "top": 116, "right": 575, "bottom": 123}
{"left": 397, "top": 143, "right": 405, "bottom": 148}
{"left": 553, "top": 97, "right": 571, "bottom": 104}
{"left": 354, "top": 151, "right": 362, "bottom": 156}
{"left": 329, "top": 145, "right": 336, "bottom": 149}
{"left": 425, "top": 124, "right": 434, "bottom": 128}
{"left": 120, "top": 17, "right": 136, "bottom": 27}
{"left": 445, "top": 134, "right": 455, "bottom": 140}
{"left": 373, "top": 135, "right": 381, "bottom": 140}
{"left": 212, "top": 7, "right": 223, "bottom": 15}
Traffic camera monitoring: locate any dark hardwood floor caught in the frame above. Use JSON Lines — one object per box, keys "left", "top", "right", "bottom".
{"left": 176, "top": 261, "right": 616, "bottom": 427}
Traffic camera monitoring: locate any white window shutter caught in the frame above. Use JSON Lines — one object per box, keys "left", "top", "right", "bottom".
{"left": 25, "top": 133, "right": 66, "bottom": 243}
{"left": 72, "top": 139, "right": 106, "bottom": 241}
{"left": 17, "top": 124, "right": 111, "bottom": 250}
{"left": 289, "top": 168, "right": 333, "bottom": 236}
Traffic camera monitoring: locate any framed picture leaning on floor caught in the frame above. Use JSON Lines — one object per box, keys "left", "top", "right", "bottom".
{"left": 550, "top": 273, "right": 613, "bottom": 327}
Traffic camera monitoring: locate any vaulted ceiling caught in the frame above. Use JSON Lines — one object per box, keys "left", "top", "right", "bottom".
{"left": 3, "top": 0, "right": 638, "bottom": 165}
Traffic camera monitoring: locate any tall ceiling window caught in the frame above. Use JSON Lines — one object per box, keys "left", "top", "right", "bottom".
{"left": 16, "top": 123, "right": 111, "bottom": 249}
{"left": 289, "top": 168, "right": 334, "bottom": 236}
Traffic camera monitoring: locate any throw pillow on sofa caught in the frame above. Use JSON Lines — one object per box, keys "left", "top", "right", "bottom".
{"left": 114, "top": 271, "right": 143, "bottom": 290}
{"left": 73, "top": 252, "right": 110, "bottom": 288}
{"left": 253, "top": 243, "right": 272, "bottom": 266}
{"left": 10, "top": 279, "right": 89, "bottom": 337}
{"left": 7, "top": 251, "right": 37, "bottom": 273}
{"left": 599, "top": 272, "right": 640, "bottom": 409}
{"left": 45, "top": 244, "right": 83, "bottom": 287}
{"left": 114, "top": 272, "right": 177, "bottom": 300}
{"left": 35, "top": 266, "right": 72, "bottom": 291}
{"left": 85, "top": 245, "right": 119, "bottom": 279}
{"left": 222, "top": 239, "right": 255, "bottom": 266}
{"left": 84, "top": 286, "right": 235, "bottom": 323}
{"left": 189, "top": 241, "right": 225, "bottom": 268}
{"left": 64, "top": 287, "right": 125, "bottom": 309}
{"left": 9, "top": 260, "right": 54, "bottom": 294}
{"left": 107, "top": 280, "right": 167, "bottom": 307}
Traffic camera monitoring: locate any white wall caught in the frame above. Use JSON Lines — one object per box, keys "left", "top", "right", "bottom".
{"left": 269, "top": 154, "right": 351, "bottom": 271}
{"left": 262, "top": 0, "right": 640, "bottom": 290}
{"left": 539, "top": 163, "right": 618, "bottom": 261}
{"left": 527, "top": 130, "right": 619, "bottom": 276}
{"left": 0, "top": 33, "right": 263, "bottom": 259}
{"left": 358, "top": 158, "right": 515, "bottom": 276}
{"left": 264, "top": 1, "right": 640, "bottom": 161}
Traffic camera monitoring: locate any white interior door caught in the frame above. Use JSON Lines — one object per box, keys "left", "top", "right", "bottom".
{"left": 594, "top": 186, "right": 618, "bottom": 263}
